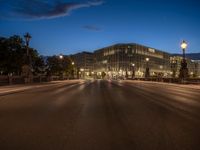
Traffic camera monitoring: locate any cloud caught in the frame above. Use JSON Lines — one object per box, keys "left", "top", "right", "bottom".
{"left": 83, "top": 25, "right": 102, "bottom": 31}
{"left": 0, "top": 0, "right": 104, "bottom": 20}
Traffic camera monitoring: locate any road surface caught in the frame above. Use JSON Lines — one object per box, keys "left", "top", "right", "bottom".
{"left": 0, "top": 80, "right": 200, "bottom": 150}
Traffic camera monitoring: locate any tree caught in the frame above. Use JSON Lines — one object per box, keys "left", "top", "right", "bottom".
{"left": 0, "top": 35, "right": 25, "bottom": 75}
{"left": 47, "top": 55, "right": 73, "bottom": 77}
{"left": 32, "top": 55, "right": 46, "bottom": 75}
{"left": 0, "top": 35, "right": 45, "bottom": 75}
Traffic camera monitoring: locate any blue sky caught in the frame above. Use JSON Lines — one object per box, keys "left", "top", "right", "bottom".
{"left": 0, "top": 0, "right": 200, "bottom": 55}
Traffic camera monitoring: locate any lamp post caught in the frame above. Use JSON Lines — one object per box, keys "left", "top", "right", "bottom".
{"left": 59, "top": 54, "right": 64, "bottom": 80}
{"left": 71, "top": 61, "right": 75, "bottom": 79}
{"left": 23, "top": 32, "right": 32, "bottom": 83}
{"left": 181, "top": 40, "right": 187, "bottom": 60}
{"left": 131, "top": 63, "right": 135, "bottom": 79}
{"left": 24, "top": 33, "right": 31, "bottom": 56}
{"left": 179, "top": 40, "right": 189, "bottom": 80}
{"left": 145, "top": 58, "right": 150, "bottom": 78}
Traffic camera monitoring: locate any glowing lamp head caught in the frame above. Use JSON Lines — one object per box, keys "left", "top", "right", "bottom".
{"left": 181, "top": 40, "right": 187, "bottom": 49}
{"left": 24, "top": 33, "right": 31, "bottom": 42}
{"left": 59, "top": 55, "right": 63, "bottom": 59}
{"left": 145, "top": 58, "right": 149, "bottom": 62}
{"left": 72, "top": 62, "right": 75, "bottom": 65}
{"left": 24, "top": 33, "right": 31, "bottom": 45}
{"left": 132, "top": 63, "right": 135, "bottom": 67}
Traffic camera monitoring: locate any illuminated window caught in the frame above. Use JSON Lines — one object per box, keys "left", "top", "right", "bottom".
{"left": 148, "top": 48, "right": 155, "bottom": 53}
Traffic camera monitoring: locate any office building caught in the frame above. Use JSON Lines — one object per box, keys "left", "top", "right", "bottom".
{"left": 93, "top": 43, "right": 171, "bottom": 78}
{"left": 70, "top": 51, "right": 94, "bottom": 78}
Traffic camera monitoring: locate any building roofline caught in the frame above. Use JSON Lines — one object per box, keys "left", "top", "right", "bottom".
{"left": 94, "top": 43, "right": 170, "bottom": 54}
{"left": 71, "top": 51, "right": 93, "bottom": 56}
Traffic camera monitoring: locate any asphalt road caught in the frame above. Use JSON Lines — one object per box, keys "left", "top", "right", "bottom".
{"left": 0, "top": 80, "right": 200, "bottom": 150}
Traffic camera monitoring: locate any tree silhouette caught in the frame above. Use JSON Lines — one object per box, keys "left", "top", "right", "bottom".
{"left": 0, "top": 35, "right": 45, "bottom": 75}
{"left": 47, "top": 55, "right": 73, "bottom": 77}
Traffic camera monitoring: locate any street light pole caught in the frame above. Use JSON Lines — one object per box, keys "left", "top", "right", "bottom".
{"left": 59, "top": 54, "right": 64, "bottom": 80}
{"left": 24, "top": 33, "right": 31, "bottom": 57}
{"left": 72, "top": 61, "right": 75, "bottom": 79}
{"left": 179, "top": 40, "right": 189, "bottom": 80}
{"left": 145, "top": 58, "right": 150, "bottom": 78}
{"left": 182, "top": 41, "right": 187, "bottom": 60}
{"left": 131, "top": 63, "right": 135, "bottom": 79}
{"left": 23, "top": 32, "right": 32, "bottom": 83}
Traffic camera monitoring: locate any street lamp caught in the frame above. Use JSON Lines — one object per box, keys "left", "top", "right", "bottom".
{"left": 59, "top": 54, "right": 63, "bottom": 59}
{"left": 71, "top": 62, "right": 75, "bottom": 79}
{"left": 24, "top": 33, "right": 31, "bottom": 56}
{"left": 131, "top": 63, "right": 135, "bottom": 79}
{"left": 23, "top": 32, "right": 32, "bottom": 83}
{"left": 181, "top": 40, "right": 187, "bottom": 59}
{"left": 58, "top": 54, "right": 64, "bottom": 80}
{"left": 145, "top": 58, "right": 150, "bottom": 78}
{"left": 179, "top": 40, "right": 189, "bottom": 79}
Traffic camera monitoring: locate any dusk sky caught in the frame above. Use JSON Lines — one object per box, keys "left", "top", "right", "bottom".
{"left": 0, "top": 0, "right": 200, "bottom": 55}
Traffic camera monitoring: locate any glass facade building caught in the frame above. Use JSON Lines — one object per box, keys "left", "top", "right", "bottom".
{"left": 93, "top": 43, "right": 171, "bottom": 78}
{"left": 70, "top": 43, "right": 200, "bottom": 79}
